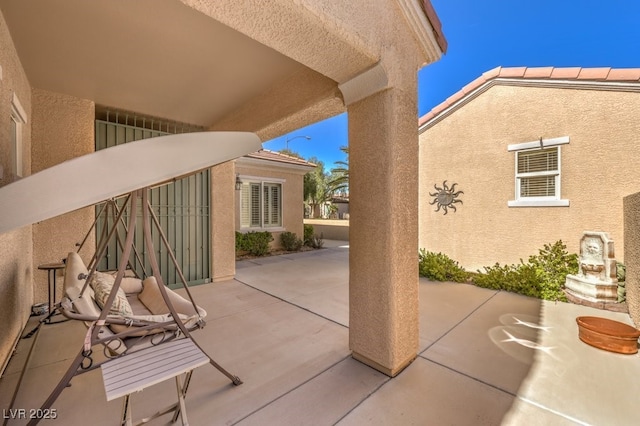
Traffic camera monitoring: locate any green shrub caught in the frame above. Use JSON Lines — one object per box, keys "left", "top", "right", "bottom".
{"left": 308, "top": 233, "right": 324, "bottom": 249}
{"left": 527, "top": 240, "right": 578, "bottom": 301}
{"left": 617, "top": 262, "right": 626, "bottom": 282}
{"left": 418, "top": 249, "right": 469, "bottom": 282}
{"left": 472, "top": 240, "right": 578, "bottom": 302}
{"left": 617, "top": 262, "right": 626, "bottom": 303}
{"left": 303, "top": 224, "right": 314, "bottom": 246}
{"left": 280, "top": 231, "right": 303, "bottom": 251}
{"left": 473, "top": 262, "right": 540, "bottom": 298}
{"left": 235, "top": 231, "right": 273, "bottom": 256}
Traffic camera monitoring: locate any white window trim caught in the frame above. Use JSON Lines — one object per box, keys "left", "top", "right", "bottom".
{"left": 11, "top": 93, "right": 27, "bottom": 178}
{"left": 239, "top": 177, "right": 284, "bottom": 231}
{"left": 507, "top": 135, "right": 569, "bottom": 152}
{"left": 508, "top": 136, "right": 570, "bottom": 208}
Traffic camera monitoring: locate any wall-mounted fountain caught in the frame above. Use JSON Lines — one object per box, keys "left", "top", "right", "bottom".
{"left": 565, "top": 231, "right": 619, "bottom": 306}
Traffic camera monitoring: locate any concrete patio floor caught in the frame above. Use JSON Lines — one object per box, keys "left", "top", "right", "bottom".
{"left": 1, "top": 241, "right": 639, "bottom": 425}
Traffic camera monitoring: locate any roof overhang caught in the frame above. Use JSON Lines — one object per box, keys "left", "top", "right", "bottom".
{"left": 1, "top": 0, "right": 446, "bottom": 140}
{"left": 235, "top": 156, "right": 316, "bottom": 175}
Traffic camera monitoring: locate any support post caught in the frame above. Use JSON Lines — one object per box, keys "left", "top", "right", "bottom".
{"left": 348, "top": 87, "right": 420, "bottom": 377}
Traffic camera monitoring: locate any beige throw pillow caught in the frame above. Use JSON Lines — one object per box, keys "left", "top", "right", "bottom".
{"left": 90, "top": 272, "right": 134, "bottom": 317}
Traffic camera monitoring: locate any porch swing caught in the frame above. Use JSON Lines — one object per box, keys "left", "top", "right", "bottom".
{"left": 0, "top": 131, "right": 262, "bottom": 426}
{"left": 43, "top": 188, "right": 241, "bottom": 426}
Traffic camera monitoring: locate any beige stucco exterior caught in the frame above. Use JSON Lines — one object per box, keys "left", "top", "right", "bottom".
{"left": 31, "top": 89, "right": 96, "bottom": 302}
{"left": 420, "top": 81, "right": 640, "bottom": 272}
{"left": 0, "top": 9, "right": 32, "bottom": 373}
{"left": 0, "top": 0, "right": 445, "bottom": 377}
{"left": 624, "top": 192, "right": 640, "bottom": 327}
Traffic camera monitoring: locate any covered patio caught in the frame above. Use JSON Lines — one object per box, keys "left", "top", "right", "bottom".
{"left": 1, "top": 0, "right": 445, "bottom": 380}
{"left": 2, "top": 243, "right": 638, "bottom": 425}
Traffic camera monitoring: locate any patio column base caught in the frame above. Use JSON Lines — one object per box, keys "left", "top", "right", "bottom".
{"left": 352, "top": 351, "right": 416, "bottom": 378}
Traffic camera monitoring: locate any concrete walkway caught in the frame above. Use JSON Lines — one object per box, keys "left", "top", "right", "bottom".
{"left": 1, "top": 241, "right": 639, "bottom": 425}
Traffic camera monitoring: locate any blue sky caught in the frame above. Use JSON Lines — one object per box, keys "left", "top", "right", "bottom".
{"left": 264, "top": 0, "right": 640, "bottom": 170}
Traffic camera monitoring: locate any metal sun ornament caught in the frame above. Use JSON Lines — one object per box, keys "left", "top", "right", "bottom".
{"left": 429, "top": 180, "right": 463, "bottom": 215}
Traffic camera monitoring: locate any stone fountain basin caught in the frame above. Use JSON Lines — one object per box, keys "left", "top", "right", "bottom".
{"left": 576, "top": 316, "right": 640, "bottom": 354}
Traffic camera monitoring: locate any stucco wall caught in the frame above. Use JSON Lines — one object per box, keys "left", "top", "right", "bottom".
{"left": 235, "top": 162, "right": 308, "bottom": 249}
{"left": 624, "top": 192, "right": 640, "bottom": 327}
{"left": 304, "top": 219, "right": 349, "bottom": 241}
{"left": 210, "top": 161, "right": 236, "bottom": 282}
{"left": 0, "top": 8, "right": 33, "bottom": 374}
{"left": 31, "top": 89, "right": 95, "bottom": 304}
{"left": 420, "top": 85, "right": 640, "bottom": 271}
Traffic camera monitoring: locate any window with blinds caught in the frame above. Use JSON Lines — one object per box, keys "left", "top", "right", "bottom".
{"left": 516, "top": 147, "right": 559, "bottom": 198}
{"left": 240, "top": 181, "right": 282, "bottom": 228}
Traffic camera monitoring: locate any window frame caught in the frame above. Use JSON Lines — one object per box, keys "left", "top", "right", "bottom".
{"left": 11, "top": 93, "right": 27, "bottom": 178}
{"left": 507, "top": 136, "right": 570, "bottom": 208}
{"left": 239, "top": 177, "right": 284, "bottom": 231}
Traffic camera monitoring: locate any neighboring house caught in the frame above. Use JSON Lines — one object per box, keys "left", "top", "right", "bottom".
{"left": 235, "top": 149, "right": 315, "bottom": 247}
{"left": 419, "top": 66, "right": 640, "bottom": 271}
{"left": 331, "top": 195, "right": 350, "bottom": 219}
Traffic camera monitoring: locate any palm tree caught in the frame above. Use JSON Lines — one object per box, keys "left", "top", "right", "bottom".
{"left": 329, "top": 146, "right": 349, "bottom": 196}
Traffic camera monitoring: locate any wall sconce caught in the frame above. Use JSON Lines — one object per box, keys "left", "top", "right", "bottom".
{"left": 235, "top": 174, "right": 242, "bottom": 191}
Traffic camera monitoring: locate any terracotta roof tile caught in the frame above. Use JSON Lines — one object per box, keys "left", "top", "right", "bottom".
{"left": 245, "top": 149, "right": 316, "bottom": 167}
{"left": 577, "top": 67, "right": 611, "bottom": 80}
{"left": 523, "top": 67, "right": 554, "bottom": 78}
{"left": 498, "top": 67, "right": 527, "bottom": 78}
{"left": 461, "top": 75, "right": 489, "bottom": 94}
{"left": 430, "top": 102, "right": 450, "bottom": 115}
{"left": 606, "top": 68, "right": 640, "bottom": 81}
{"left": 482, "top": 66, "right": 502, "bottom": 80}
{"left": 549, "top": 67, "right": 582, "bottom": 79}
{"left": 418, "top": 112, "right": 435, "bottom": 126}
{"left": 419, "top": 66, "right": 640, "bottom": 128}
{"left": 445, "top": 89, "right": 466, "bottom": 105}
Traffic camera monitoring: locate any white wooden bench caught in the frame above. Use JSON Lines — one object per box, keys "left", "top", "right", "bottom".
{"left": 101, "top": 338, "right": 209, "bottom": 426}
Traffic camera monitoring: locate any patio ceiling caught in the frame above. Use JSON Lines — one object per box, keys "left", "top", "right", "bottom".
{"left": 0, "top": 0, "right": 334, "bottom": 129}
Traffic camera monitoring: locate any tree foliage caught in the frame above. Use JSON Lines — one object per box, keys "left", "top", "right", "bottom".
{"left": 329, "top": 146, "right": 349, "bottom": 196}
{"left": 304, "top": 157, "right": 332, "bottom": 218}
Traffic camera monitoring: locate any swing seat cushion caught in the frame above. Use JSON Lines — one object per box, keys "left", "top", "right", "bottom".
{"left": 138, "top": 276, "right": 205, "bottom": 317}
{"left": 63, "top": 252, "right": 207, "bottom": 338}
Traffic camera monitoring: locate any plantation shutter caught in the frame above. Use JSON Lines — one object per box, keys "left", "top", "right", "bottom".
{"left": 240, "top": 184, "right": 250, "bottom": 227}
{"left": 240, "top": 181, "right": 282, "bottom": 228}
{"left": 250, "top": 184, "right": 260, "bottom": 227}
{"left": 517, "top": 147, "right": 558, "bottom": 198}
{"left": 261, "top": 183, "right": 281, "bottom": 227}
{"left": 270, "top": 184, "right": 281, "bottom": 226}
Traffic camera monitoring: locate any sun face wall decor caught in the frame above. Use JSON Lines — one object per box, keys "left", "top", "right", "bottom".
{"left": 429, "top": 181, "right": 463, "bottom": 215}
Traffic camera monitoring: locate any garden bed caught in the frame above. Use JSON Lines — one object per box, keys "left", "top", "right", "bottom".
{"left": 236, "top": 245, "right": 320, "bottom": 261}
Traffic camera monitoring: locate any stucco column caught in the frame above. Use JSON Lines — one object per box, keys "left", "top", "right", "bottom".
{"left": 31, "top": 89, "right": 95, "bottom": 303}
{"left": 210, "top": 161, "right": 236, "bottom": 282}
{"left": 624, "top": 193, "right": 640, "bottom": 327}
{"left": 348, "top": 86, "right": 420, "bottom": 377}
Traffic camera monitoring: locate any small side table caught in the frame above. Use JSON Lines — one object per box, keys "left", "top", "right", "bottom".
{"left": 102, "top": 338, "right": 209, "bottom": 425}
{"left": 37, "top": 262, "right": 65, "bottom": 319}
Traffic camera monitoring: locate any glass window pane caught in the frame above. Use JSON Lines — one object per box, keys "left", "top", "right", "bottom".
{"left": 520, "top": 175, "right": 556, "bottom": 197}
{"left": 517, "top": 148, "right": 558, "bottom": 173}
